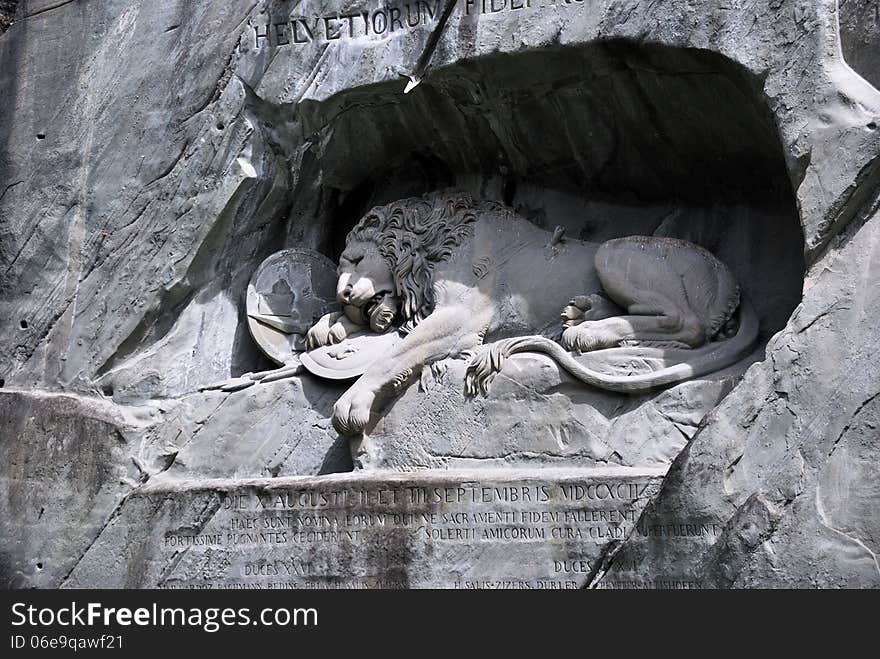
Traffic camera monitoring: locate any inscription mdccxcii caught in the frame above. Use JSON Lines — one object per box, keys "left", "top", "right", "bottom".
{"left": 156, "top": 477, "right": 661, "bottom": 589}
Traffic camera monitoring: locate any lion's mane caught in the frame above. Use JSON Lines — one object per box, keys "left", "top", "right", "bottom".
{"left": 347, "top": 190, "right": 506, "bottom": 332}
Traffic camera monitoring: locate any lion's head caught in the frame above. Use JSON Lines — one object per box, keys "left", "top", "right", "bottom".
{"left": 340, "top": 190, "right": 493, "bottom": 333}
{"left": 335, "top": 237, "right": 397, "bottom": 333}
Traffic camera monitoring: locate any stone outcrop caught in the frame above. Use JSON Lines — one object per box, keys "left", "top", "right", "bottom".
{"left": 1, "top": 0, "right": 878, "bottom": 588}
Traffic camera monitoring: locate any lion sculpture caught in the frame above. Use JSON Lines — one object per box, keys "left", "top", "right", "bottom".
{"left": 307, "top": 190, "right": 758, "bottom": 435}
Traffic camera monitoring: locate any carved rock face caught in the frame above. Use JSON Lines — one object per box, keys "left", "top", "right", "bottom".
{"left": 1, "top": 0, "right": 878, "bottom": 590}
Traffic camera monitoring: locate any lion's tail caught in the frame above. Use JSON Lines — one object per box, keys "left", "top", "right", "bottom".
{"left": 465, "top": 297, "right": 759, "bottom": 395}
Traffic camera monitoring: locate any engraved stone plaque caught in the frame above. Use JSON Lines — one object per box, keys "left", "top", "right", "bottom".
{"left": 63, "top": 469, "right": 665, "bottom": 589}
{"left": 2, "top": 0, "right": 877, "bottom": 593}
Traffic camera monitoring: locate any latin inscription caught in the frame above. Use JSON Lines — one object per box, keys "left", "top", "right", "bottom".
{"left": 593, "top": 579, "right": 704, "bottom": 590}
{"left": 251, "top": 1, "right": 440, "bottom": 49}
{"left": 152, "top": 475, "right": 693, "bottom": 589}
{"left": 149, "top": 475, "right": 728, "bottom": 588}
{"left": 248, "top": 0, "right": 601, "bottom": 49}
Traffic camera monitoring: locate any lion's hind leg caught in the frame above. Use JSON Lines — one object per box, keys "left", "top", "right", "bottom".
{"left": 562, "top": 274, "right": 706, "bottom": 353}
{"left": 556, "top": 238, "right": 714, "bottom": 353}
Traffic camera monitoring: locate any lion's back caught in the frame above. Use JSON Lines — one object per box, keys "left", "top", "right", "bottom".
{"left": 463, "top": 208, "right": 602, "bottom": 335}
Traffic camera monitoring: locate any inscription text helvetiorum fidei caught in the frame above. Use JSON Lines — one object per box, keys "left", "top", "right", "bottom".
{"left": 250, "top": 1, "right": 596, "bottom": 49}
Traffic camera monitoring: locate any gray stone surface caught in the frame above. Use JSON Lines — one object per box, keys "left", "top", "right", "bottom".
{"left": 602, "top": 206, "right": 880, "bottom": 588}
{"left": 0, "top": 390, "right": 142, "bottom": 588}
{"left": 0, "top": 1, "right": 14, "bottom": 35}
{"left": 138, "top": 378, "right": 354, "bottom": 480}
{"left": 1, "top": 0, "right": 879, "bottom": 588}
{"left": 356, "top": 352, "right": 747, "bottom": 471}
{"left": 62, "top": 468, "right": 664, "bottom": 589}
{"left": 839, "top": 0, "right": 880, "bottom": 90}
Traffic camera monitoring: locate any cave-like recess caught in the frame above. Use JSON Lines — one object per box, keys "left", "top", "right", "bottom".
{"left": 259, "top": 40, "right": 805, "bottom": 365}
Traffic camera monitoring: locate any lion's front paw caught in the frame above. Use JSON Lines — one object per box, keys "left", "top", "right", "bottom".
{"left": 464, "top": 339, "right": 518, "bottom": 396}
{"left": 332, "top": 388, "right": 375, "bottom": 435}
{"left": 561, "top": 294, "right": 621, "bottom": 328}
{"left": 328, "top": 321, "right": 349, "bottom": 344}
{"left": 306, "top": 312, "right": 342, "bottom": 349}
{"left": 465, "top": 349, "right": 498, "bottom": 397}
{"left": 561, "top": 325, "right": 581, "bottom": 351}
{"left": 560, "top": 296, "right": 592, "bottom": 328}
{"left": 306, "top": 318, "right": 332, "bottom": 349}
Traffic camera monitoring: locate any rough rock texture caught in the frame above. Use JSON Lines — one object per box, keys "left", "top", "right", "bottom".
{"left": 356, "top": 353, "right": 746, "bottom": 471}
{"left": 1, "top": 0, "right": 879, "bottom": 587}
{"left": 603, "top": 204, "right": 880, "bottom": 588}
{"left": 0, "top": 390, "right": 142, "bottom": 588}
{"left": 136, "top": 376, "right": 353, "bottom": 479}
{"left": 839, "top": 0, "right": 880, "bottom": 90}
{"left": 0, "top": 1, "right": 16, "bottom": 34}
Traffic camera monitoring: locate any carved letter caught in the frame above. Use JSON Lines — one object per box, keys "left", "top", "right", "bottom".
{"left": 390, "top": 7, "right": 404, "bottom": 31}
{"left": 323, "top": 17, "right": 341, "bottom": 40}
{"left": 292, "top": 19, "right": 313, "bottom": 43}
{"left": 274, "top": 22, "right": 290, "bottom": 46}
{"left": 372, "top": 10, "right": 388, "bottom": 33}
{"left": 407, "top": 3, "right": 422, "bottom": 26}
{"left": 254, "top": 23, "right": 270, "bottom": 48}
{"left": 341, "top": 13, "right": 358, "bottom": 37}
